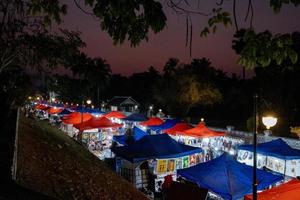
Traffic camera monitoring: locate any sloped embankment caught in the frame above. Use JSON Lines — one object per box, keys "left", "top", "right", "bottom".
{"left": 17, "top": 116, "right": 147, "bottom": 200}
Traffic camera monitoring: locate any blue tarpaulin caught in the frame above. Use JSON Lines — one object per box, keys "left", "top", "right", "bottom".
{"left": 113, "top": 126, "right": 148, "bottom": 145}
{"left": 177, "top": 153, "right": 283, "bottom": 200}
{"left": 112, "top": 134, "right": 202, "bottom": 163}
{"left": 237, "top": 139, "right": 300, "bottom": 160}
{"left": 148, "top": 118, "right": 181, "bottom": 132}
{"left": 75, "top": 106, "right": 104, "bottom": 115}
{"left": 58, "top": 109, "right": 72, "bottom": 116}
{"left": 122, "top": 113, "right": 148, "bottom": 122}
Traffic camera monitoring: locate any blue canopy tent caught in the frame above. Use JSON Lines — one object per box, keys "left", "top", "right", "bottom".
{"left": 148, "top": 118, "right": 181, "bottom": 132}
{"left": 177, "top": 153, "right": 283, "bottom": 200}
{"left": 113, "top": 126, "right": 148, "bottom": 145}
{"left": 237, "top": 138, "right": 300, "bottom": 160}
{"left": 75, "top": 106, "right": 104, "bottom": 115}
{"left": 58, "top": 109, "right": 73, "bottom": 116}
{"left": 50, "top": 103, "right": 65, "bottom": 108}
{"left": 122, "top": 113, "right": 148, "bottom": 122}
{"left": 112, "top": 134, "right": 202, "bottom": 163}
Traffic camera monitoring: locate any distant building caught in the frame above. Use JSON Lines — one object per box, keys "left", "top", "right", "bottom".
{"left": 108, "top": 96, "right": 140, "bottom": 112}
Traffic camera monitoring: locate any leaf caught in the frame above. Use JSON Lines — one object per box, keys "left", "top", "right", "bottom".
{"left": 200, "top": 27, "right": 210, "bottom": 37}
{"left": 289, "top": 49, "right": 298, "bottom": 64}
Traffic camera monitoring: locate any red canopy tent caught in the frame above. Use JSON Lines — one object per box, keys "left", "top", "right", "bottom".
{"left": 163, "top": 122, "right": 192, "bottom": 135}
{"left": 244, "top": 179, "right": 300, "bottom": 200}
{"left": 46, "top": 107, "right": 63, "bottom": 115}
{"left": 179, "top": 123, "right": 225, "bottom": 138}
{"left": 140, "top": 117, "right": 164, "bottom": 126}
{"left": 62, "top": 112, "right": 81, "bottom": 120}
{"left": 62, "top": 112, "right": 92, "bottom": 125}
{"left": 35, "top": 104, "right": 48, "bottom": 110}
{"left": 74, "top": 116, "right": 122, "bottom": 131}
{"left": 103, "top": 111, "right": 126, "bottom": 119}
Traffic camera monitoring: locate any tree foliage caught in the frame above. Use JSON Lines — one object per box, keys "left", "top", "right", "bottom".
{"left": 233, "top": 29, "right": 298, "bottom": 69}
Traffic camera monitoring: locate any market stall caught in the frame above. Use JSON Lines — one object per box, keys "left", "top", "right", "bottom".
{"left": 237, "top": 138, "right": 300, "bottom": 177}
{"left": 113, "top": 126, "right": 148, "bottom": 146}
{"left": 163, "top": 122, "right": 192, "bottom": 135}
{"left": 177, "top": 153, "right": 284, "bottom": 200}
{"left": 122, "top": 113, "right": 148, "bottom": 128}
{"left": 60, "top": 112, "right": 93, "bottom": 135}
{"left": 139, "top": 117, "right": 164, "bottom": 127}
{"left": 170, "top": 123, "right": 228, "bottom": 161}
{"left": 73, "top": 116, "right": 122, "bottom": 159}
{"left": 103, "top": 111, "right": 127, "bottom": 124}
{"left": 148, "top": 118, "right": 181, "bottom": 134}
{"left": 244, "top": 178, "right": 300, "bottom": 200}
{"left": 112, "top": 134, "right": 203, "bottom": 192}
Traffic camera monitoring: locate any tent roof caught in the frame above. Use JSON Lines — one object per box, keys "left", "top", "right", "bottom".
{"left": 122, "top": 113, "right": 148, "bottom": 122}
{"left": 245, "top": 179, "right": 300, "bottom": 200}
{"left": 149, "top": 118, "right": 181, "bottom": 131}
{"left": 46, "top": 107, "right": 63, "bottom": 115}
{"left": 74, "top": 116, "right": 122, "bottom": 131}
{"left": 103, "top": 111, "right": 126, "bottom": 119}
{"left": 58, "top": 109, "right": 72, "bottom": 116}
{"left": 35, "top": 104, "right": 48, "bottom": 110}
{"left": 112, "top": 134, "right": 202, "bottom": 163}
{"left": 139, "top": 117, "right": 164, "bottom": 126}
{"left": 177, "top": 153, "right": 283, "bottom": 200}
{"left": 62, "top": 112, "right": 92, "bottom": 125}
{"left": 74, "top": 106, "right": 104, "bottom": 114}
{"left": 237, "top": 139, "right": 300, "bottom": 160}
{"left": 113, "top": 127, "right": 148, "bottom": 145}
{"left": 180, "top": 123, "right": 225, "bottom": 138}
{"left": 108, "top": 96, "right": 139, "bottom": 106}
{"left": 163, "top": 122, "right": 193, "bottom": 135}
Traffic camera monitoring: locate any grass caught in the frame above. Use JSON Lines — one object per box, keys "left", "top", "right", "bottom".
{"left": 17, "top": 115, "right": 147, "bottom": 200}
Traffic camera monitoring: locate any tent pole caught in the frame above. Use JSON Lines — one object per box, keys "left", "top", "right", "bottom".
{"left": 284, "top": 160, "right": 287, "bottom": 178}
{"left": 253, "top": 94, "right": 258, "bottom": 200}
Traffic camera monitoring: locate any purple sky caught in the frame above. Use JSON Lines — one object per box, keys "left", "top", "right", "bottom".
{"left": 56, "top": 1, "right": 300, "bottom": 77}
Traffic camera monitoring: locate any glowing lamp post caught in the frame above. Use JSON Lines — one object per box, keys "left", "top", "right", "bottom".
{"left": 86, "top": 99, "right": 92, "bottom": 105}
{"left": 262, "top": 116, "right": 277, "bottom": 136}
{"left": 262, "top": 116, "right": 277, "bottom": 129}
{"left": 253, "top": 95, "right": 277, "bottom": 200}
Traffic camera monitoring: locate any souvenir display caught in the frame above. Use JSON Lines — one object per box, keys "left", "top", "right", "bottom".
{"left": 183, "top": 156, "right": 189, "bottom": 168}
{"left": 156, "top": 159, "right": 167, "bottom": 174}
{"left": 189, "top": 155, "right": 196, "bottom": 166}
{"left": 175, "top": 158, "right": 183, "bottom": 170}
{"left": 167, "top": 159, "right": 175, "bottom": 172}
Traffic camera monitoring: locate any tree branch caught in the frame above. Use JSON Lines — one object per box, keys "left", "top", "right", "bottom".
{"left": 233, "top": 0, "right": 239, "bottom": 31}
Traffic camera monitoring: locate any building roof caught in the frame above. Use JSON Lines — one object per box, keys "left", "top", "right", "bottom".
{"left": 108, "top": 96, "right": 139, "bottom": 106}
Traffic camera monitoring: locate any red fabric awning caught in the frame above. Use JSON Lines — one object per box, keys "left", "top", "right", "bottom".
{"left": 103, "top": 111, "right": 126, "bottom": 119}
{"left": 179, "top": 123, "right": 225, "bottom": 138}
{"left": 46, "top": 107, "right": 63, "bottom": 114}
{"left": 140, "top": 117, "right": 164, "bottom": 126}
{"left": 35, "top": 104, "right": 48, "bottom": 110}
{"left": 62, "top": 112, "right": 79, "bottom": 120}
{"left": 62, "top": 112, "right": 92, "bottom": 125}
{"left": 163, "top": 122, "right": 192, "bottom": 135}
{"left": 244, "top": 179, "right": 300, "bottom": 200}
{"left": 74, "top": 116, "right": 122, "bottom": 131}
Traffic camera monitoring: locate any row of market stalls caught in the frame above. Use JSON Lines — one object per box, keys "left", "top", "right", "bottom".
{"left": 237, "top": 138, "right": 300, "bottom": 178}
{"left": 30, "top": 102, "right": 300, "bottom": 200}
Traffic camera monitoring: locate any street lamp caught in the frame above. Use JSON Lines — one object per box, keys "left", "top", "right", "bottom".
{"left": 252, "top": 95, "right": 277, "bottom": 200}
{"left": 86, "top": 99, "right": 92, "bottom": 105}
{"left": 262, "top": 116, "right": 277, "bottom": 136}
{"left": 262, "top": 116, "right": 277, "bottom": 129}
{"left": 252, "top": 94, "right": 259, "bottom": 200}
